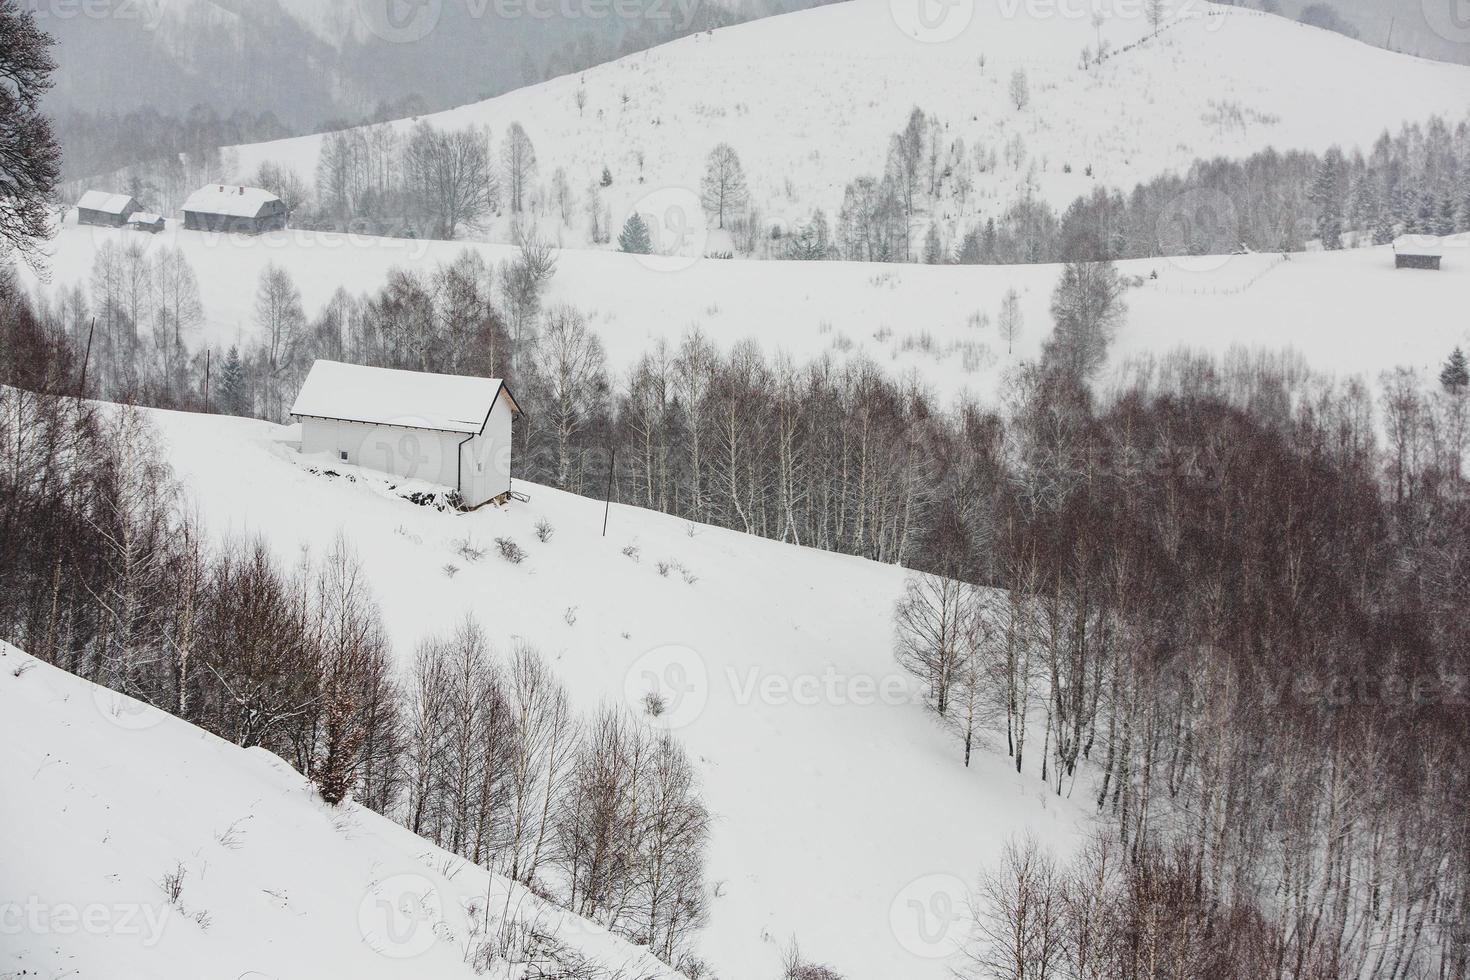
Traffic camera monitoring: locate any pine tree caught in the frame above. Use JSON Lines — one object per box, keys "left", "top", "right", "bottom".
{"left": 618, "top": 212, "right": 653, "bottom": 254}
{"left": 956, "top": 229, "right": 982, "bottom": 264}
{"left": 600, "top": 165, "right": 613, "bottom": 188}
{"left": 1310, "top": 155, "right": 1343, "bottom": 250}
{"left": 1435, "top": 192, "right": 1457, "bottom": 237}
{"left": 1442, "top": 347, "right": 1470, "bottom": 392}
{"left": 923, "top": 224, "right": 943, "bottom": 264}
{"left": 217, "top": 345, "right": 247, "bottom": 416}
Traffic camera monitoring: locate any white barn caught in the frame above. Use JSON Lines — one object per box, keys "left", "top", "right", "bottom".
{"left": 289, "top": 361, "right": 522, "bottom": 508}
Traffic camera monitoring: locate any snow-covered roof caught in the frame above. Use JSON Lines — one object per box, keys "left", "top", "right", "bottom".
{"left": 77, "top": 190, "right": 136, "bottom": 215}
{"left": 128, "top": 212, "right": 164, "bottom": 225}
{"left": 290, "top": 360, "right": 519, "bottom": 435}
{"left": 181, "top": 184, "right": 282, "bottom": 219}
{"left": 1394, "top": 235, "right": 1444, "bottom": 257}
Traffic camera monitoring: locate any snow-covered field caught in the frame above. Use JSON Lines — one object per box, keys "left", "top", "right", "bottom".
{"left": 0, "top": 640, "right": 681, "bottom": 980}
{"left": 4, "top": 407, "right": 1092, "bottom": 979}
{"left": 34, "top": 220, "right": 1470, "bottom": 403}
{"left": 212, "top": 0, "right": 1470, "bottom": 251}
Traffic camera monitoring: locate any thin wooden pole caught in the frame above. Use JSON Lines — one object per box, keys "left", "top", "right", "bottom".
{"left": 602, "top": 444, "right": 616, "bottom": 537}
{"left": 77, "top": 317, "right": 95, "bottom": 398}
{"left": 203, "top": 349, "right": 211, "bottom": 413}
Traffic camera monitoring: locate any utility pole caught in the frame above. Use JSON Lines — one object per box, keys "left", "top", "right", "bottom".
{"left": 602, "top": 444, "right": 616, "bottom": 537}
{"left": 77, "top": 317, "right": 95, "bottom": 399}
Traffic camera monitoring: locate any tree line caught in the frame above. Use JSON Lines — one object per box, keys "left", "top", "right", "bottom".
{"left": 892, "top": 271, "right": 1469, "bottom": 977}
{"left": 807, "top": 109, "right": 1470, "bottom": 265}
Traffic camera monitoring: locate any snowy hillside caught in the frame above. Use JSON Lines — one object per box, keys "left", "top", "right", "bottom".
{"left": 31, "top": 406, "right": 1092, "bottom": 980}
{"left": 218, "top": 0, "right": 1470, "bottom": 251}
{"left": 0, "top": 641, "right": 683, "bottom": 980}
{"left": 34, "top": 221, "right": 1470, "bottom": 404}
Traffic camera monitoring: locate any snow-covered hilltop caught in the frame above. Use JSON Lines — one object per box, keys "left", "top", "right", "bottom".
{"left": 0, "top": 640, "right": 681, "bottom": 980}
{"left": 220, "top": 0, "right": 1470, "bottom": 251}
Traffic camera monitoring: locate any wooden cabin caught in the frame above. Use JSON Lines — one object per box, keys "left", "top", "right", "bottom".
{"left": 1394, "top": 236, "right": 1443, "bottom": 270}
{"left": 181, "top": 185, "right": 288, "bottom": 234}
{"left": 127, "top": 212, "right": 166, "bottom": 234}
{"left": 76, "top": 191, "right": 140, "bottom": 228}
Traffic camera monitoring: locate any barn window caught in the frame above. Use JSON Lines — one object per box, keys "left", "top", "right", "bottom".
{"left": 339, "top": 450, "right": 348, "bottom": 461}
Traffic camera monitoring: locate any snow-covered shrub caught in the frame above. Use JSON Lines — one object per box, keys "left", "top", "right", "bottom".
{"left": 622, "top": 544, "right": 641, "bottom": 562}
{"left": 643, "top": 691, "right": 667, "bottom": 717}
{"left": 496, "top": 537, "right": 527, "bottom": 564}
{"left": 535, "top": 518, "right": 555, "bottom": 543}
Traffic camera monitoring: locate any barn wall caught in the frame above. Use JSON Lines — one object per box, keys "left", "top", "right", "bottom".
{"left": 300, "top": 418, "right": 467, "bottom": 496}
{"left": 462, "top": 393, "right": 515, "bottom": 505}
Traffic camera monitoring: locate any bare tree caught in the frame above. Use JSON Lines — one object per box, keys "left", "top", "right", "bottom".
{"left": 529, "top": 305, "right": 607, "bottom": 488}
{"left": 699, "top": 143, "right": 749, "bottom": 231}
{"left": 403, "top": 122, "right": 496, "bottom": 239}
{"left": 502, "top": 122, "right": 538, "bottom": 214}
{"left": 999, "top": 287, "right": 1023, "bottom": 355}
{"left": 1010, "top": 68, "right": 1030, "bottom": 112}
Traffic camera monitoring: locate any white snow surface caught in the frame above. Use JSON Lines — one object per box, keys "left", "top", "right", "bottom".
{"left": 33, "top": 222, "right": 1470, "bottom": 404}
{"left": 20, "top": 407, "right": 1096, "bottom": 980}
{"left": 213, "top": 0, "right": 1470, "bottom": 252}
{"left": 291, "top": 359, "right": 508, "bottom": 433}
{"left": 0, "top": 641, "right": 684, "bottom": 980}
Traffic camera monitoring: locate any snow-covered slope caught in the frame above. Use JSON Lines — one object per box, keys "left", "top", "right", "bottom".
{"left": 0, "top": 641, "right": 681, "bottom": 980}
{"left": 35, "top": 221, "right": 1470, "bottom": 404}
{"left": 29, "top": 407, "right": 1092, "bottom": 980}
{"left": 219, "top": 0, "right": 1470, "bottom": 251}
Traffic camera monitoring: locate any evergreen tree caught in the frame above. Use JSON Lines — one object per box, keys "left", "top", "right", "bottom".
{"left": 1310, "top": 154, "right": 1343, "bottom": 250}
{"left": 1442, "top": 347, "right": 1470, "bottom": 393}
{"left": 956, "top": 229, "right": 982, "bottom": 264}
{"left": 923, "top": 224, "right": 943, "bottom": 264}
{"left": 618, "top": 212, "right": 653, "bottom": 254}
{"left": 600, "top": 165, "right": 613, "bottom": 188}
{"left": 217, "top": 345, "right": 247, "bottom": 416}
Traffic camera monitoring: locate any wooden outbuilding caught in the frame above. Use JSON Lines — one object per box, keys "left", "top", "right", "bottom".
{"left": 76, "top": 191, "right": 140, "bottom": 228}
{"left": 127, "top": 212, "right": 166, "bottom": 234}
{"left": 1394, "top": 236, "right": 1443, "bottom": 270}
{"left": 289, "top": 360, "right": 522, "bottom": 508}
{"left": 181, "top": 184, "right": 288, "bottom": 234}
